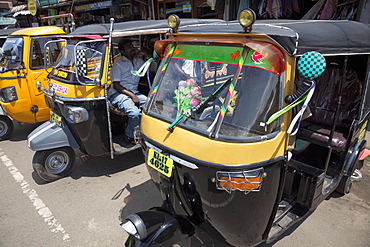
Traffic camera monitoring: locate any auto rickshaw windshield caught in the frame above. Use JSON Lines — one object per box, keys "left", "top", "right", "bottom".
{"left": 50, "top": 42, "right": 105, "bottom": 84}
{"left": 146, "top": 42, "right": 283, "bottom": 142}
{"left": 0, "top": 37, "right": 23, "bottom": 71}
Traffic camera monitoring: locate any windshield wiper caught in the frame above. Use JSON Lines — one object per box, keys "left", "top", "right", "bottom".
{"left": 167, "top": 78, "right": 232, "bottom": 132}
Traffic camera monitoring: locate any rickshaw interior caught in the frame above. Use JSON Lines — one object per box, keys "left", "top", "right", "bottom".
{"left": 49, "top": 19, "right": 223, "bottom": 153}
{"left": 44, "top": 19, "right": 224, "bottom": 155}
{"left": 47, "top": 34, "right": 150, "bottom": 152}
{"left": 270, "top": 53, "right": 369, "bottom": 242}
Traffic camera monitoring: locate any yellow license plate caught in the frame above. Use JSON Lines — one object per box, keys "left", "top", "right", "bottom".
{"left": 50, "top": 111, "right": 62, "bottom": 127}
{"left": 147, "top": 149, "right": 173, "bottom": 177}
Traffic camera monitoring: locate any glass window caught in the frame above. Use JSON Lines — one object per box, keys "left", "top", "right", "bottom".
{"left": 30, "top": 37, "right": 63, "bottom": 69}
{"left": 0, "top": 37, "right": 23, "bottom": 71}
{"left": 50, "top": 41, "right": 105, "bottom": 85}
{"left": 147, "top": 42, "right": 283, "bottom": 142}
{"left": 218, "top": 66, "right": 280, "bottom": 139}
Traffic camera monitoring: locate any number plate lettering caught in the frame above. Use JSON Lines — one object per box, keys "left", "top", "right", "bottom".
{"left": 147, "top": 149, "right": 173, "bottom": 177}
{"left": 50, "top": 111, "right": 62, "bottom": 127}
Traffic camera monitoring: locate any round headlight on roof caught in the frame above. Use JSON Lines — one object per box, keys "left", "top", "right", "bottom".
{"left": 239, "top": 8, "right": 256, "bottom": 31}
{"left": 168, "top": 14, "right": 180, "bottom": 32}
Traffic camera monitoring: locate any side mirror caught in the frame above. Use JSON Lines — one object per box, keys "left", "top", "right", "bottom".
{"left": 75, "top": 48, "right": 87, "bottom": 77}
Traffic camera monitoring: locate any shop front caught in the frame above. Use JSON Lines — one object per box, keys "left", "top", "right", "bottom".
{"left": 74, "top": 0, "right": 112, "bottom": 25}
{"left": 154, "top": 0, "right": 367, "bottom": 22}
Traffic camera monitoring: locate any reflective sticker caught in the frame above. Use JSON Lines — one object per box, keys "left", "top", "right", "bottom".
{"left": 52, "top": 83, "right": 68, "bottom": 95}
{"left": 358, "top": 120, "right": 368, "bottom": 141}
{"left": 53, "top": 69, "right": 68, "bottom": 79}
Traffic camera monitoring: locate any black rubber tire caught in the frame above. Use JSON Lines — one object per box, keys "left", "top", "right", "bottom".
{"left": 32, "top": 147, "right": 75, "bottom": 182}
{"left": 335, "top": 175, "right": 352, "bottom": 195}
{"left": 0, "top": 115, "right": 13, "bottom": 140}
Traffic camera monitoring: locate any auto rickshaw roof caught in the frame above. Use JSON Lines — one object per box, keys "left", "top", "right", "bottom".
{"left": 177, "top": 20, "right": 370, "bottom": 56}
{"left": 0, "top": 28, "right": 22, "bottom": 37}
{"left": 10, "top": 26, "right": 65, "bottom": 36}
{"left": 70, "top": 19, "right": 224, "bottom": 38}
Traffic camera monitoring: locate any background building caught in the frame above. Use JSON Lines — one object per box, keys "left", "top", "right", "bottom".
{"left": 2, "top": 0, "right": 368, "bottom": 29}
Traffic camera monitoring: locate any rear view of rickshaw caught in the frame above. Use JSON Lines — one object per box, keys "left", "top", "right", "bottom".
{"left": 121, "top": 11, "right": 370, "bottom": 246}
{"left": 27, "top": 18, "right": 222, "bottom": 182}
{"left": 0, "top": 16, "right": 74, "bottom": 140}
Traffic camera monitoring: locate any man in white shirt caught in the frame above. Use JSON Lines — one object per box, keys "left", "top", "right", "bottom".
{"left": 109, "top": 39, "right": 147, "bottom": 143}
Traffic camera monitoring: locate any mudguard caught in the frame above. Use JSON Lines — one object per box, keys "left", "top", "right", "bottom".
{"left": 343, "top": 139, "right": 366, "bottom": 176}
{"left": 0, "top": 105, "right": 6, "bottom": 116}
{"left": 27, "top": 120, "right": 79, "bottom": 151}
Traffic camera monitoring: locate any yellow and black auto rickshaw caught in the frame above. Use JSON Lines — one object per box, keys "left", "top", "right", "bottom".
{"left": 121, "top": 10, "right": 370, "bottom": 247}
{"left": 27, "top": 18, "right": 222, "bottom": 182}
{"left": 0, "top": 14, "right": 75, "bottom": 140}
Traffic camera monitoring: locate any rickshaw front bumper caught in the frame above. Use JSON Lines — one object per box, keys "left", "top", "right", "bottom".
{"left": 27, "top": 120, "right": 79, "bottom": 151}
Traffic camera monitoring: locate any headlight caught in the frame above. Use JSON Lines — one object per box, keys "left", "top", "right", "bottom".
{"left": 0, "top": 86, "right": 18, "bottom": 103}
{"left": 167, "top": 14, "right": 180, "bottom": 32}
{"left": 238, "top": 8, "right": 256, "bottom": 32}
{"left": 64, "top": 105, "right": 88, "bottom": 124}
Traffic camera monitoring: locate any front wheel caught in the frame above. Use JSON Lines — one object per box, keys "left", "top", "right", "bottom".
{"left": 33, "top": 147, "right": 75, "bottom": 182}
{"left": 0, "top": 115, "right": 13, "bottom": 140}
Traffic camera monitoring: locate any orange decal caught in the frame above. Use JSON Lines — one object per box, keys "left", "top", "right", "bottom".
{"left": 230, "top": 50, "right": 240, "bottom": 60}
{"left": 174, "top": 48, "right": 181, "bottom": 56}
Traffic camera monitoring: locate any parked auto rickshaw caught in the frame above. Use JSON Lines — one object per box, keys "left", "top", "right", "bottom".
{"left": 120, "top": 10, "right": 370, "bottom": 246}
{"left": 0, "top": 15, "right": 75, "bottom": 140}
{"left": 27, "top": 18, "right": 222, "bottom": 182}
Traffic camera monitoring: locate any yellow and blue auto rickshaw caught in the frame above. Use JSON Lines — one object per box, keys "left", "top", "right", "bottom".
{"left": 27, "top": 18, "right": 222, "bottom": 182}
{"left": 121, "top": 10, "right": 370, "bottom": 246}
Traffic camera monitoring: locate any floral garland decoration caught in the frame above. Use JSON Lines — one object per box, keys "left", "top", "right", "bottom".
{"left": 173, "top": 79, "right": 203, "bottom": 119}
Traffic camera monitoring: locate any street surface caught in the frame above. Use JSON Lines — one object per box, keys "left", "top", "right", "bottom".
{"left": 0, "top": 122, "right": 369, "bottom": 247}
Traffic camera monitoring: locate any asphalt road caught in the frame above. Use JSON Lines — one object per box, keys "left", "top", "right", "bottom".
{"left": 0, "top": 122, "right": 369, "bottom": 247}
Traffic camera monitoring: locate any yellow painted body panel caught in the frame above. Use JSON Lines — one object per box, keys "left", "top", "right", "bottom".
{"left": 141, "top": 113, "right": 289, "bottom": 165}
{"left": 0, "top": 68, "right": 52, "bottom": 123}
{"left": 51, "top": 80, "right": 106, "bottom": 98}
{"left": 10, "top": 26, "right": 65, "bottom": 37}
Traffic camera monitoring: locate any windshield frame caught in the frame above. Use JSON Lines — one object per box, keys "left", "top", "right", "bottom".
{"left": 145, "top": 41, "right": 285, "bottom": 143}
{"left": 29, "top": 36, "right": 64, "bottom": 70}
{"left": 49, "top": 39, "right": 107, "bottom": 85}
